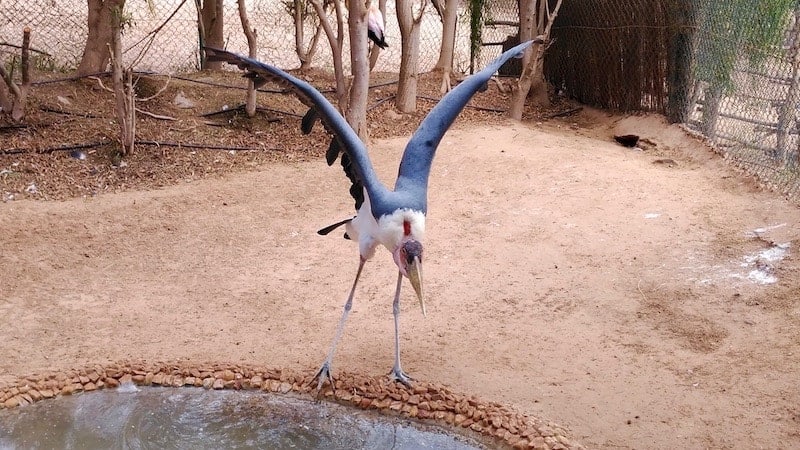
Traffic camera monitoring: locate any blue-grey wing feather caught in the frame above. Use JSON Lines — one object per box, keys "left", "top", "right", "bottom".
{"left": 204, "top": 47, "right": 388, "bottom": 211}
{"left": 393, "top": 40, "right": 539, "bottom": 211}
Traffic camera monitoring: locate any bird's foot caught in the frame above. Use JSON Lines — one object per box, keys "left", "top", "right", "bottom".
{"left": 389, "top": 366, "right": 413, "bottom": 388}
{"left": 310, "top": 362, "right": 335, "bottom": 395}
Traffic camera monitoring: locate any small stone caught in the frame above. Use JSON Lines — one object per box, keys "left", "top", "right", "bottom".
{"left": 132, "top": 375, "right": 145, "bottom": 383}
{"left": 3, "top": 397, "right": 20, "bottom": 408}
{"left": 202, "top": 378, "right": 214, "bottom": 389}
{"left": 40, "top": 389, "right": 54, "bottom": 399}
{"left": 152, "top": 373, "right": 165, "bottom": 385}
{"left": 105, "top": 378, "right": 120, "bottom": 388}
{"left": 172, "top": 377, "right": 184, "bottom": 387}
{"left": 119, "top": 374, "right": 133, "bottom": 385}
{"left": 407, "top": 394, "right": 420, "bottom": 405}
{"left": 173, "top": 91, "right": 195, "bottom": 109}
{"left": 84, "top": 382, "right": 97, "bottom": 392}
{"left": 539, "top": 426, "right": 555, "bottom": 437}
{"left": 185, "top": 377, "right": 196, "bottom": 386}
{"left": 144, "top": 373, "right": 154, "bottom": 385}
{"left": 28, "top": 389, "right": 42, "bottom": 401}
{"left": 79, "top": 376, "right": 90, "bottom": 384}
{"left": 212, "top": 379, "right": 224, "bottom": 390}
{"left": 278, "top": 382, "right": 291, "bottom": 394}
{"left": 384, "top": 110, "right": 402, "bottom": 121}
{"left": 528, "top": 436, "right": 547, "bottom": 449}
{"left": 87, "top": 372, "right": 100, "bottom": 383}
{"left": 221, "top": 370, "right": 235, "bottom": 381}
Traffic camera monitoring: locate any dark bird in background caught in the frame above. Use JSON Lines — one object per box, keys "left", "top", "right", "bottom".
{"left": 367, "top": 2, "right": 388, "bottom": 49}
{"left": 205, "top": 38, "right": 540, "bottom": 390}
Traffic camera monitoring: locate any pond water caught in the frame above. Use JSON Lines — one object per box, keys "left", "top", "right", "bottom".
{"left": 0, "top": 385, "right": 485, "bottom": 450}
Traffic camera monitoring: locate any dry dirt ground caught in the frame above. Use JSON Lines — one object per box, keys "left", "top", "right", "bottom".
{"left": 2, "top": 71, "right": 800, "bottom": 449}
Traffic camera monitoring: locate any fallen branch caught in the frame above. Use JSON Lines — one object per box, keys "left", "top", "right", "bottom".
{"left": 39, "top": 105, "right": 101, "bottom": 118}
{"left": 418, "top": 95, "right": 507, "bottom": 113}
{"left": 137, "top": 75, "right": 171, "bottom": 102}
{"left": 135, "top": 140, "right": 271, "bottom": 151}
{"left": 1, "top": 141, "right": 108, "bottom": 155}
{"left": 546, "top": 106, "right": 582, "bottom": 119}
{"left": 201, "top": 103, "right": 300, "bottom": 118}
{"left": 368, "top": 95, "right": 396, "bottom": 111}
{"left": 135, "top": 108, "right": 176, "bottom": 121}
{"left": 0, "top": 41, "right": 51, "bottom": 56}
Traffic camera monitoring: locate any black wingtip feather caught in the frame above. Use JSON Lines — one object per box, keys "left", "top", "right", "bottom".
{"left": 325, "top": 139, "right": 341, "bottom": 166}
{"left": 301, "top": 108, "right": 317, "bottom": 135}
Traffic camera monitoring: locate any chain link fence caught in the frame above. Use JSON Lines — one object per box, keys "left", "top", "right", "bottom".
{"left": 688, "top": 1, "right": 800, "bottom": 200}
{"left": 2, "top": 0, "right": 799, "bottom": 200}
{"left": 546, "top": 0, "right": 800, "bottom": 201}
{"left": 0, "top": 0, "right": 475, "bottom": 73}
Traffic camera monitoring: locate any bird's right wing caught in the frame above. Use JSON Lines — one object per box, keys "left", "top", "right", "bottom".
{"left": 204, "top": 47, "right": 387, "bottom": 209}
{"left": 394, "top": 39, "right": 542, "bottom": 197}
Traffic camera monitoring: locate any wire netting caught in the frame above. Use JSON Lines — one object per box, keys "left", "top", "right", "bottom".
{"left": 0, "top": 0, "right": 473, "bottom": 73}
{"left": 546, "top": 0, "right": 800, "bottom": 201}
{"left": 1, "top": 0, "right": 799, "bottom": 201}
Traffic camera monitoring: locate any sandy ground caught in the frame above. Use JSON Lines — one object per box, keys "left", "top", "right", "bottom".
{"left": 1, "top": 113, "right": 799, "bottom": 449}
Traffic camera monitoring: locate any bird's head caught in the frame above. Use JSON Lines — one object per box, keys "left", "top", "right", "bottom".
{"left": 393, "top": 237, "right": 425, "bottom": 316}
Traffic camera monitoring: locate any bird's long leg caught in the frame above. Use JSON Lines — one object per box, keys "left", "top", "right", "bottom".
{"left": 312, "top": 258, "right": 366, "bottom": 393}
{"left": 389, "top": 271, "right": 413, "bottom": 387}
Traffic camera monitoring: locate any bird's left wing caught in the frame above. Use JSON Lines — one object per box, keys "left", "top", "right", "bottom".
{"left": 394, "top": 39, "right": 543, "bottom": 198}
{"left": 204, "top": 48, "right": 387, "bottom": 205}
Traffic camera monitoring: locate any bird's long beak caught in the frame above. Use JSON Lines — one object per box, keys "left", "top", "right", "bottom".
{"left": 407, "top": 256, "right": 425, "bottom": 316}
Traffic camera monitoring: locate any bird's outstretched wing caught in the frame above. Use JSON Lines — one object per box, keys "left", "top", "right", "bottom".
{"left": 394, "top": 39, "right": 543, "bottom": 199}
{"left": 204, "top": 47, "right": 387, "bottom": 211}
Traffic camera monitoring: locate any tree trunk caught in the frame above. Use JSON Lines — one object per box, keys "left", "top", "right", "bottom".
{"left": 702, "top": 85, "right": 722, "bottom": 141}
{"left": 346, "top": 0, "right": 370, "bottom": 141}
{"left": 200, "top": 0, "right": 224, "bottom": 70}
{"left": 0, "top": 27, "right": 32, "bottom": 122}
{"left": 292, "top": 0, "right": 323, "bottom": 69}
{"left": 237, "top": 0, "right": 258, "bottom": 117}
{"left": 110, "top": 9, "right": 135, "bottom": 155}
{"left": 509, "top": 0, "right": 562, "bottom": 120}
{"left": 666, "top": 0, "right": 694, "bottom": 123}
{"left": 77, "top": 0, "right": 126, "bottom": 75}
{"left": 310, "top": 0, "right": 347, "bottom": 110}
{"left": 396, "top": 0, "right": 424, "bottom": 112}
{"left": 434, "top": 0, "right": 458, "bottom": 92}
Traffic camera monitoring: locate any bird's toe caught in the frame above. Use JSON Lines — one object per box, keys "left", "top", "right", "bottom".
{"left": 389, "top": 367, "right": 414, "bottom": 388}
{"left": 311, "top": 363, "right": 336, "bottom": 394}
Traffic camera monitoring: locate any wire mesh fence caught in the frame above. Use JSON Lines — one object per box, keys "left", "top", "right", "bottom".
{"left": 0, "top": 0, "right": 477, "bottom": 73}
{"left": 1, "top": 0, "right": 799, "bottom": 201}
{"left": 546, "top": 0, "right": 800, "bottom": 201}
{"left": 688, "top": 1, "right": 800, "bottom": 200}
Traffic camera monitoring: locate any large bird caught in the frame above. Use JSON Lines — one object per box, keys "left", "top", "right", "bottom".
{"left": 205, "top": 39, "right": 540, "bottom": 390}
{"left": 367, "top": 2, "right": 388, "bottom": 49}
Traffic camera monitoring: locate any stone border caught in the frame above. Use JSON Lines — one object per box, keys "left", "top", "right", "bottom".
{"left": 0, "top": 361, "right": 582, "bottom": 450}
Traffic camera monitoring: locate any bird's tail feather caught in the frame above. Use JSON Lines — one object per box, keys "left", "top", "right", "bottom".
{"left": 317, "top": 217, "right": 354, "bottom": 236}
